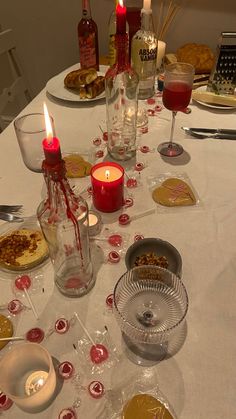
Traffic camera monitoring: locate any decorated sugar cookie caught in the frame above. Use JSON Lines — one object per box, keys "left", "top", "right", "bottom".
{"left": 152, "top": 178, "right": 196, "bottom": 207}
{"left": 64, "top": 154, "right": 92, "bottom": 178}
{"left": 0, "top": 314, "right": 13, "bottom": 350}
{"left": 122, "top": 394, "right": 174, "bottom": 419}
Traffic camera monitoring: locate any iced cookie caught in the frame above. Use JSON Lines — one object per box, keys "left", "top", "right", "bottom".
{"left": 122, "top": 394, "right": 174, "bottom": 419}
{"left": 0, "top": 314, "right": 13, "bottom": 350}
{"left": 64, "top": 154, "right": 92, "bottom": 178}
{"left": 152, "top": 178, "right": 196, "bottom": 207}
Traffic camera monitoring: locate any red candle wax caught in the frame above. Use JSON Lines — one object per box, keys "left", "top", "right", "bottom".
{"left": 91, "top": 162, "right": 124, "bottom": 213}
{"left": 42, "top": 137, "right": 62, "bottom": 165}
{"left": 116, "top": 0, "right": 127, "bottom": 34}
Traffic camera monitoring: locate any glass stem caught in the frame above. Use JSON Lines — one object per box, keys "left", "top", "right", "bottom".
{"left": 169, "top": 111, "right": 177, "bottom": 147}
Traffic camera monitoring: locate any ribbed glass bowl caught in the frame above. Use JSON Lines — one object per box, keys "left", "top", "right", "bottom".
{"left": 113, "top": 266, "right": 188, "bottom": 362}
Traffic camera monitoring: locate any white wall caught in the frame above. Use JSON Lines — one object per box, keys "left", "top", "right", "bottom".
{"left": 0, "top": 0, "right": 236, "bottom": 98}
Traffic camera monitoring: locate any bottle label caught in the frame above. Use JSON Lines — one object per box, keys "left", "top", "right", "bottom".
{"left": 139, "top": 47, "right": 157, "bottom": 62}
{"left": 132, "top": 40, "right": 157, "bottom": 80}
{"left": 79, "top": 33, "right": 96, "bottom": 68}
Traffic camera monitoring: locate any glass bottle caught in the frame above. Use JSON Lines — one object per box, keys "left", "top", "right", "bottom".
{"left": 105, "top": 29, "right": 139, "bottom": 161}
{"left": 77, "top": 0, "right": 99, "bottom": 70}
{"left": 37, "top": 156, "right": 94, "bottom": 298}
{"left": 131, "top": 2, "right": 157, "bottom": 99}
{"left": 108, "top": 0, "right": 129, "bottom": 67}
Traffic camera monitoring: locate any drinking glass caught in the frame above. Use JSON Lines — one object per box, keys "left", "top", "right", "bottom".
{"left": 113, "top": 266, "right": 188, "bottom": 365}
{"left": 158, "top": 62, "right": 195, "bottom": 157}
{"left": 14, "top": 113, "right": 55, "bottom": 172}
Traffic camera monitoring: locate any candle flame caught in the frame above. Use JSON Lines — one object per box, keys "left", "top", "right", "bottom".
{"left": 118, "top": 0, "right": 124, "bottom": 7}
{"left": 43, "top": 102, "right": 53, "bottom": 144}
{"left": 105, "top": 170, "right": 110, "bottom": 180}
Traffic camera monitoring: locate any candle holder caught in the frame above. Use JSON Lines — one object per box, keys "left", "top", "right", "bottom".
{"left": 91, "top": 162, "right": 124, "bottom": 213}
{"left": 0, "top": 343, "right": 56, "bottom": 413}
{"left": 14, "top": 113, "right": 55, "bottom": 173}
{"left": 105, "top": 2, "right": 139, "bottom": 161}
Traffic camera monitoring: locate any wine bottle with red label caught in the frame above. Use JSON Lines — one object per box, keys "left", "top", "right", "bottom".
{"left": 77, "top": 0, "right": 99, "bottom": 70}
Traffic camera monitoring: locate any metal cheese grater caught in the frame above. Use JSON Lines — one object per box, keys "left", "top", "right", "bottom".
{"left": 207, "top": 32, "right": 236, "bottom": 95}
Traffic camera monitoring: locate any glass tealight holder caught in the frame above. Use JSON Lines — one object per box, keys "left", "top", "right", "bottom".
{"left": 0, "top": 343, "right": 56, "bottom": 413}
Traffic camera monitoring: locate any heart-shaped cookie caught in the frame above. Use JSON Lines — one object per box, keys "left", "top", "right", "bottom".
{"left": 152, "top": 177, "right": 196, "bottom": 206}
{"left": 64, "top": 154, "right": 92, "bottom": 178}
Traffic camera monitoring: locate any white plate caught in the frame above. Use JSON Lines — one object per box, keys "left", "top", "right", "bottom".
{"left": 192, "top": 85, "right": 236, "bottom": 110}
{"left": 46, "top": 64, "right": 107, "bottom": 102}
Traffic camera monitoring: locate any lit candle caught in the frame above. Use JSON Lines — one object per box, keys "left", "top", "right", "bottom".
{"left": 143, "top": 0, "right": 151, "bottom": 11}
{"left": 88, "top": 211, "right": 102, "bottom": 236}
{"left": 25, "top": 371, "right": 48, "bottom": 396}
{"left": 91, "top": 162, "right": 124, "bottom": 213}
{"left": 156, "top": 40, "right": 166, "bottom": 69}
{"left": 116, "top": 0, "right": 127, "bottom": 35}
{"left": 42, "top": 103, "right": 62, "bottom": 165}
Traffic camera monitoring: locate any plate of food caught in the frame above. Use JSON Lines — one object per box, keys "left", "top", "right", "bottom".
{"left": 0, "top": 216, "right": 49, "bottom": 273}
{"left": 192, "top": 85, "right": 236, "bottom": 110}
{"left": 46, "top": 64, "right": 107, "bottom": 102}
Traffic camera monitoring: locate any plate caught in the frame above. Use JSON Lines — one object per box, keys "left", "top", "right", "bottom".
{"left": 192, "top": 85, "right": 236, "bottom": 110}
{"left": 46, "top": 64, "right": 107, "bottom": 102}
{"left": 0, "top": 216, "right": 49, "bottom": 273}
{"left": 125, "top": 237, "right": 182, "bottom": 277}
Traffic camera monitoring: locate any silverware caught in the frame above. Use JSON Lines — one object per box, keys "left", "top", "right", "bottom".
{"left": 0, "top": 212, "right": 24, "bottom": 222}
{"left": 0, "top": 205, "right": 23, "bottom": 213}
{"left": 182, "top": 127, "right": 236, "bottom": 140}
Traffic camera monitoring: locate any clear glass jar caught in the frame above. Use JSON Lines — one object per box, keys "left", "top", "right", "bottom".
{"left": 37, "top": 160, "right": 94, "bottom": 297}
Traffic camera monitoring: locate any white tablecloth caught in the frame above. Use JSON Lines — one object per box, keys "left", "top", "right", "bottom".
{"left": 0, "top": 67, "right": 236, "bottom": 418}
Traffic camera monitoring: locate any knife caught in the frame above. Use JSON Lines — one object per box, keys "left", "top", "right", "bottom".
{"left": 0, "top": 212, "right": 24, "bottom": 222}
{"left": 182, "top": 127, "right": 236, "bottom": 134}
{"left": 182, "top": 127, "right": 236, "bottom": 140}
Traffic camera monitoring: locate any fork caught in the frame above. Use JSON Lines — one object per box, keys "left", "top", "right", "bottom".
{"left": 0, "top": 205, "right": 23, "bottom": 213}
{"left": 0, "top": 212, "right": 24, "bottom": 222}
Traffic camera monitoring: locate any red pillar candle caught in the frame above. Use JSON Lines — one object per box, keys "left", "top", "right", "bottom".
{"left": 91, "top": 162, "right": 124, "bottom": 213}
{"left": 116, "top": 0, "right": 127, "bottom": 35}
{"left": 43, "top": 103, "right": 62, "bottom": 166}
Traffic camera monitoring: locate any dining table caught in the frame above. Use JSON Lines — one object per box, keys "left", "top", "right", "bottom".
{"left": 0, "top": 62, "right": 236, "bottom": 419}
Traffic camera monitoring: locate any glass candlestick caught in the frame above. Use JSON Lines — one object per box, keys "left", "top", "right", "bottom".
{"left": 37, "top": 158, "right": 94, "bottom": 298}
{"left": 105, "top": 31, "right": 139, "bottom": 161}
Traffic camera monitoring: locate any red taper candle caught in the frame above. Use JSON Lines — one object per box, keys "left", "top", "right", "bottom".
{"left": 116, "top": 0, "right": 127, "bottom": 34}
{"left": 43, "top": 103, "right": 62, "bottom": 165}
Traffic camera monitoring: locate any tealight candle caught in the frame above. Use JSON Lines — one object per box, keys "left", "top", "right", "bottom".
{"left": 88, "top": 211, "right": 102, "bottom": 236}
{"left": 0, "top": 343, "right": 56, "bottom": 413}
{"left": 91, "top": 162, "right": 124, "bottom": 213}
{"left": 25, "top": 371, "right": 48, "bottom": 396}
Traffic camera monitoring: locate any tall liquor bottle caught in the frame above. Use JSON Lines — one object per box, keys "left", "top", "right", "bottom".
{"left": 105, "top": 0, "right": 139, "bottom": 161}
{"left": 77, "top": 0, "right": 99, "bottom": 70}
{"left": 131, "top": 0, "right": 157, "bottom": 99}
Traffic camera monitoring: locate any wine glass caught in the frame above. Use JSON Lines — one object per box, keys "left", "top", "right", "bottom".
{"left": 158, "top": 62, "right": 195, "bottom": 157}
{"left": 113, "top": 265, "right": 188, "bottom": 365}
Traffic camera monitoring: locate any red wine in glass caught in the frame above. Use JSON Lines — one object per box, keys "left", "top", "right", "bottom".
{"left": 163, "top": 81, "right": 192, "bottom": 111}
{"left": 158, "top": 63, "right": 195, "bottom": 157}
